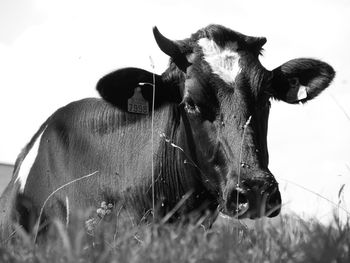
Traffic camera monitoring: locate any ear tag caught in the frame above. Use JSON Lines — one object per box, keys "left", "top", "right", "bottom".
{"left": 286, "top": 85, "right": 308, "bottom": 102}
{"left": 128, "top": 87, "right": 149, "bottom": 114}
{"left": 297, "top": 86, "right": 307, "bottom": 100}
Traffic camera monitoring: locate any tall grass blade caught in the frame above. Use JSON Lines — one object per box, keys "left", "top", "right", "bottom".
{"left": 33, "top": 171, "right": 99, "bottom": 243}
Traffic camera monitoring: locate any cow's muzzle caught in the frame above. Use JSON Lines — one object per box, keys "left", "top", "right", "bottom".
{"left": 223, "top": 178, "right": 281, "bottom": 219}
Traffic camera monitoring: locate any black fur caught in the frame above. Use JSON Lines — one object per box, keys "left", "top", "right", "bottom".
{"left": 0, "top": 25, "right": 335, "bottom": 239}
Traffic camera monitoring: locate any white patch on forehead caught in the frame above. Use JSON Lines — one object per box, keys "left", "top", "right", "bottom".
{"left": 198, "top": 38, "right": 241, "bottom": 85}
{"left": 15, "top": 126, "right": 47, "bottom": 192}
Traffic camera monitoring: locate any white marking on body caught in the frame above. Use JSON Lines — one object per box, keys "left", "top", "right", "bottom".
{"left": 198, "top": 38, "right": 241, "bottom": 84}
{"left": 15, "top": 126, "right": 47, "bottom": 192}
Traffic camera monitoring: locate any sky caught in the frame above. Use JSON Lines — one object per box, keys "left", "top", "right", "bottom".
{"left": 0, "top": 0, "right": 349, "bottom": 222}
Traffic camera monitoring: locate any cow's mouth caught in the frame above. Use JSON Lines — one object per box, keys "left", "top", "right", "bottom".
{"left": 219, "top": 201, "right": 250, "bottom": 219}
{"left": 221, "top": 183, "right": 282, "bottom": 219}
{"left": 220, "top": 188, "right": 251, "bottom": 218}
{"left": 236, "top": 202, "right": 250, "bottom": 217}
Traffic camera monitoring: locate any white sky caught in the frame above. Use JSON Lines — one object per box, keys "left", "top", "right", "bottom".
{"left": 0, "top": 0, "right": 349, "bottom": 222}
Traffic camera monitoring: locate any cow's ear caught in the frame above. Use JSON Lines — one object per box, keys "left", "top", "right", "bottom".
{"left": 269, "top": 58, "right": 335, "bottom": 104}
{"left": 97, "top": 67, "right": 181, "bottom": 111}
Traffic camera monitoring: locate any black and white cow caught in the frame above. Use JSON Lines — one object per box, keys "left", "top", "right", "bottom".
{"left": 0, "top": 24, "right": 334, "bottom": 237}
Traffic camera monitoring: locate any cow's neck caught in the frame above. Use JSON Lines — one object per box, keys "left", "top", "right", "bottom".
{"left": 151, "top": 104, "right": 217, "bottom": 219}
{"left": 179, "top": 106, "right": 199, "bottom": 166}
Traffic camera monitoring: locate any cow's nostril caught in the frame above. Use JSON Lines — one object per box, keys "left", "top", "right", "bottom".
{"left": 266, "top": 188, "right": 282, "bottom": 217}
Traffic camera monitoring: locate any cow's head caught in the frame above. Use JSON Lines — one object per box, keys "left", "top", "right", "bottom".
{"left": 97, "top": 25, "right": 335, "bottom": 219}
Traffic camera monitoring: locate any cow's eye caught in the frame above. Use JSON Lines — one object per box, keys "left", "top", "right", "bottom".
{"left": 184, "top": 98, "right": 200, "bottom": 114}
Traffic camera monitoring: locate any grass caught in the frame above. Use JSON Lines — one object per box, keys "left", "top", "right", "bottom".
{"left": 0, "top": 210, "right": 349, "bottom": 263}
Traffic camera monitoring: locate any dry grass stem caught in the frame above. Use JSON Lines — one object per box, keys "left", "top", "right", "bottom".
{"left": 33, "top": 171, "right": 99, "bottom": 242}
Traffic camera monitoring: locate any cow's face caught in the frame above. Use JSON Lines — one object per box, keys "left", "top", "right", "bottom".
{"left": 154, "top": 24, "right": 335, "bottom": 219}
{"left": 97, "top": 25, "right": 334, "bottom": 219}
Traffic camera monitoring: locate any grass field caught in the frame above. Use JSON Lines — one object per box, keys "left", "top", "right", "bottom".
{"left": 0, "top": 153, "right": 348, "bottom": 262}
{"left": 0, "top": 209, "right": 349, "bottom": 263}
{"left": 0, "top": 162, "right": 349, "bottom": 262}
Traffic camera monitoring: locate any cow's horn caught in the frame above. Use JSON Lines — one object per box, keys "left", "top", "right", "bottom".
{"left": 153, "top": 26, "right": 182, "bottom": 58}
{"left": 245, "top": 36, "right": 267, "bottom": 50}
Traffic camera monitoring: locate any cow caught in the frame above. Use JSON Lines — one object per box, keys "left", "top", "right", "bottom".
{"left": 0, "top": 24, "right": 335, "bottom": 238}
